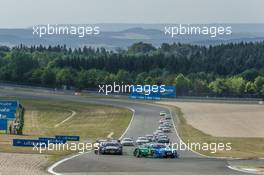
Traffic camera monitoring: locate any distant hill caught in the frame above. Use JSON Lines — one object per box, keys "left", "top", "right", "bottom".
{"left": 0, "top": 23, "right": 264, "bottom": 49}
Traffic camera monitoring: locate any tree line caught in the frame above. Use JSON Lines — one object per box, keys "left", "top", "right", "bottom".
{"left": 0, "top": 42, "right": 264, "bottom": 97}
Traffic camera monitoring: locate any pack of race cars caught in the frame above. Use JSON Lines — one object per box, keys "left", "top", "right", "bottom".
{"left": 94, "top": 111, "right": 179, "bottom": 159}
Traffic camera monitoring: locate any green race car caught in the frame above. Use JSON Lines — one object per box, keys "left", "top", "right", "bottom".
{"left": 133, "top": 143, "right": 165, "bottom": 158}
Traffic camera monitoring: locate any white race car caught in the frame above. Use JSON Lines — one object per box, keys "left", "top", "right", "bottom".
{"left": 136, "top": 137, "right": 150, "bottom": 145}
{"left": 121, "top": 137, "right": 135, "bottom": 146}
{"left": 159, "top": 111, "right": 167, "bottom": 116}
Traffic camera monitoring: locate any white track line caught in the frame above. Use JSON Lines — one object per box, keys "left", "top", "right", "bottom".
{"left": 48, "top": 153, "right": 86, "bottom": 175}
{"left": 107, "top": 132, "right": 114, "bottom": 139}
{"left": 48, "top": 107, "right": 135, "bottom": 175}
{"left": 167, "top": 106, "right": 211, "bottom": 158}
{"left": 54, "top": 110, "right": 76, "bottom": 128}
{"left": 119, "top": 107, "right": 135, "bottom": 140}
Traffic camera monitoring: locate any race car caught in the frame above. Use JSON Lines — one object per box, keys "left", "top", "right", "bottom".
{"left": 94, "top": 138, "right": 110, "bottom": 153}
{"left": 160, "top": 111, "right": 167, "bottom": 116}
{"left": 159, "top": 126, "right": 171, "bottom": 133}
{"left": 159, "top": 122, "right": 172, "bottom": 129}
{"left": 133, "top": 143, "right": 166, "bottom": 157}
{"left": 134, "top": 143, "right": 179, "bottom": 159}
{"left": 153, "top": 134, "right": 170, "bottom": 143}
{"left": 145, "top": 134, "right": 154, "bottom": 142}
{"left": 153, "top": 145, "right": 179, "bottom": 158}
{"left": 164, "top": 115, "right": 172, "bottom": 120}
{"left": 136, "top": 136, "right": 150, "bottom": 145}
{"left": 153, "top": 129, "right": 164, "bottom": 135}
{"left": 162, "top": 122, "right": 173, "bottom": 128}
{"left": 121, "top": 137, "right": 134, "bottom": 146}
{"left": 153, "top": 131, "right": 167, "bottom": 138}
{"left": 159, "top": 118, "right": 170, "bottom": 124}
{"left": 156, "top": 137, "right": 170, "bottom": 144}
{"left": 95, "top": 141, "right": 123, "bottom": 155}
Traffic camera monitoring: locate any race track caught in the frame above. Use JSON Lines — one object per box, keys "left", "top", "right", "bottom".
{"left": 1, "top": 88, "right": 253, "bottom": 175}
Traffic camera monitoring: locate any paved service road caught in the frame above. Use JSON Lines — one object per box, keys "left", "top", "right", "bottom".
{"left": 1, "top": 88, "right": 254, "bottom": 175}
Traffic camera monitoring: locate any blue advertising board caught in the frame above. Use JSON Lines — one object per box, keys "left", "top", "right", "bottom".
{"left": 0, "top": 107, "right": 17, "bottom": 113}
{"left": 0, "top": 101, "right": 18, "bottom": 120}
{"left": 39, "top": 137, "right": 67, "bottom": 144}
{"left": 160, "top": 86, "right": 176, "bottom": 97}
{"left": 129, "top": 85, "right": 176, "bottom": 100}
{"left": 0, "top": 119, "right": 7, "bottom": 130}
{"left": 0, "top": 112, "right": 16, "bottom": 119}
{"left": 0, "top": 101, "right": 18, "bottom": 109}
{"left": 13, "top": 139, "right": 48, "bottom": 147}
{"left": 129, "top": 85, "right": 160, "bottom": 100}
{"left": 129, "top": 92, "right": 161, "bottom": 100}
{"left": 55, "top": 135, "right": 80, "bottom": 141}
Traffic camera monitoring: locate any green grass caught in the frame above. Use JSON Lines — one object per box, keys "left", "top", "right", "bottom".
{"left": 0, "top": 97, "right": 132, "bottom": 157}
{"left": 170, "top": 106, "right": 264, "bottom": 158}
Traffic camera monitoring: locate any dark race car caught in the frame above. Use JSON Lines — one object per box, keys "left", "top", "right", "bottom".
{"left": 95, "top": 141, "right": 123, "bottom": 155}
{"left": 145, "top": 134, "right": 154, "bottom": 142}
{"left": 156, "top": 137, "right": 170, "bottom": 144}
{"left": 153, "top": 133, "right": 168, "bottom": 142}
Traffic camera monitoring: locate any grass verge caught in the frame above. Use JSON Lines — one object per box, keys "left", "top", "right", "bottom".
{"left": 0, "top": 97, "right": 132, "bottom": 158}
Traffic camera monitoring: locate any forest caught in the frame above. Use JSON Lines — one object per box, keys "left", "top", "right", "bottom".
{"left": 0, "top": 42, "right": 264, "bottom": 97}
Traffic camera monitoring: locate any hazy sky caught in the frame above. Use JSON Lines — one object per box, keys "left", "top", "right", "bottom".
{"left": 0, "top": 0, "right": 263, "bottom": 28}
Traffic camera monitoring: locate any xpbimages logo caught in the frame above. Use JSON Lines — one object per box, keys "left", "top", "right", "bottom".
{"left": 98, "top": 82, "right": 166, "bottom": 95}
{"left": 164, "top": 24, "right": 232, "bottom": 38}
{"left": 32, "top": 24, "right": 100, "bottom": 37}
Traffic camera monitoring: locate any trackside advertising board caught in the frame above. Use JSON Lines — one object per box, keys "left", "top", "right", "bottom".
{"left": 0, "top": 101, "right": 18, "bottom": 109}
{"left": 39, "top": 137, "right": 67, "bottom": 144}
{"left": 55, "top": 135, "right": 80, "bottom": 141}
{"left": 0, "top": 107, "right": 17, "bottom": 113}
{"left": 129, "top": 92, "right": 161, "bottom": 100}
{"left": 13, "top": 136, "right": 74, "bottom": 147}
{"left": 0, "top": 100, "right": 18, "bottom": 120}
{"left": 160, "top": 86, "right": 176, "bottom": 97}
{"left": 129, "top": 85, "right": 176, "bottom": 100}
{"left": 0, "top": 119, "right": 7, "bottom": 130}
{"left": 0, "top": 112, "right": 16, "bottom": 119}
{"left": 13, "top": 139, "right": 48, "bottom": 147}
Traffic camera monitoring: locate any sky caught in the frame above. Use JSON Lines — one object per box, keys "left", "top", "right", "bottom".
{"left": 0, "top": 0, "right": 264, "bottom": 28}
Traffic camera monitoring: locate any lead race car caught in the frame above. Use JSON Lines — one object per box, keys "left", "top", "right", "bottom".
{"left": 95, "top": 140, "right": 123, "bottom": 155}
{"left": 133, "top": 143, "right": 179, "bottom": 158}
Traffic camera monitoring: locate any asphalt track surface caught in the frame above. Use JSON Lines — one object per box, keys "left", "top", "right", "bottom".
{"left": 0, "top": 88, "right": 253, "bottom": 175}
